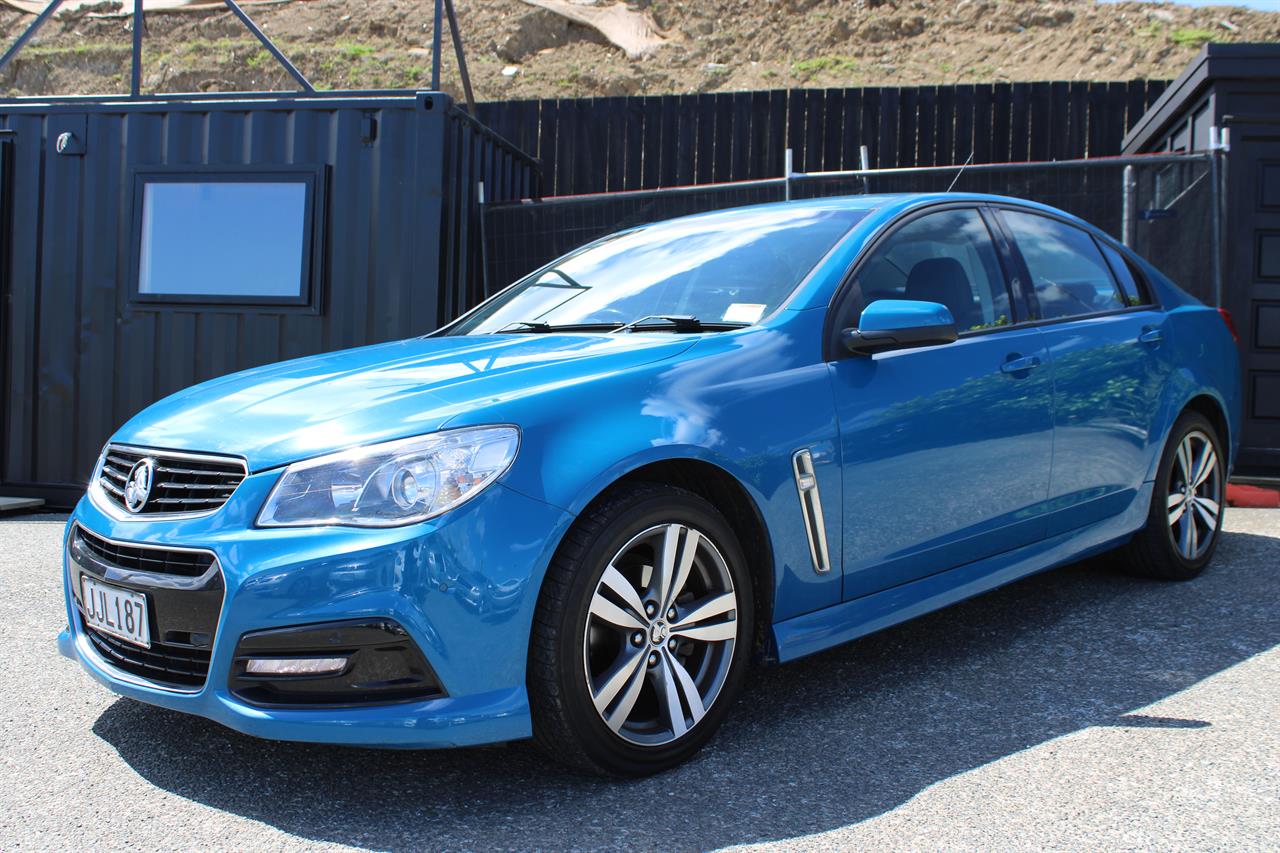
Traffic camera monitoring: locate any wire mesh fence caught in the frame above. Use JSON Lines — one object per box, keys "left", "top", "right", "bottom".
{"left": 480, "top": 153, "right": 1218, "bottom": 312}
{"left": 793, "top": 154, "right": 1217, "bottom": 305}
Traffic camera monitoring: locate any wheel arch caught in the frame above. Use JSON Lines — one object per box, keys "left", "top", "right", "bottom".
{"left": 563, "top": 456, "right": 777, "bottom": 660}
{"left": 1146, "top": 379, "right": 1235, "bottom": 485}
{"left": 1182, "top": 393, "right": 1231, "bottom": 462}
{"left": 1151, "top": 390, "right": 1233, "bottom": 482}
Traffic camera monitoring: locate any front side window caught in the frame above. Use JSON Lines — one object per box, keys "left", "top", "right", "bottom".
{"left": 1001, "top": 210, "right": 1126, "bottom": 320}
{"left": 447, "top": 207, "right": 866, "bottom": 335}
{"left": 848, "top": 208, "right": 1011, "bottom": 332}
{"left": 135, "top": 175, "right": 315, "bottom": 303}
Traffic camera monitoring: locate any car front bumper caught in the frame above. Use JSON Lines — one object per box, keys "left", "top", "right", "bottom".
{"left": 57, "top": 471, "right": 573, "bottom": 749}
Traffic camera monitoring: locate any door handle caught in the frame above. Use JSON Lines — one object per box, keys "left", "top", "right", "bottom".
{"left": 1000, "top": 354, "right": 1042, "bottom": 375}
{"left": 1139, "top": 327, "right": 1164, "bottom": 346}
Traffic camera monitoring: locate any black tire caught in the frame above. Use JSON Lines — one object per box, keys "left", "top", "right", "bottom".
{"left": 528, "top": 482, "right": 754, "bottom": 777}
{"left": 1122, "top": 411, "right": 1226, "bottom": 580}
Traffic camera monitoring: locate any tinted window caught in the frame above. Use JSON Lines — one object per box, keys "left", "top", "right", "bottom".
{"left": 1098, "top": 241, "right": 1149, "bottom": 306}
{"left": 1002, "top": 211, "right": 1125, "bottom": 320}
{"left": 449, "top": 207, "right": 865, "bottom": 334}
{"left": 138, "top": 180, "right": 310, "bottom": 300}
{"left": 851, "top": 209, "right": 1010, "bottom": 331}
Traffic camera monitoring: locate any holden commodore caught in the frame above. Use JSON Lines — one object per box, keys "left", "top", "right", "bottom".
{"left": 58, "top": 194, "right": 1241, "bottom": 776}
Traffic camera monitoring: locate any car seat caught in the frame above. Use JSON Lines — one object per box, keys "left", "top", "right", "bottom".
{"left": 904, "top": 257, "right": 978, "bottom": 328}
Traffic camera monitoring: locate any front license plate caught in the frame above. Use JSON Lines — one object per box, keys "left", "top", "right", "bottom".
{"left": 81, "top": 575, "right": 150, "bottom": 649}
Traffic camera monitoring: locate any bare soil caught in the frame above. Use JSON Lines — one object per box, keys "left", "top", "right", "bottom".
{"left": 2, "top": 0, "right": 1278, "bottom": 101}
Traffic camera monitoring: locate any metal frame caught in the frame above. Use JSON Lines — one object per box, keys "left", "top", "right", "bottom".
{"left": 789, "top": 151, "right": 1215, "bottom": 179}
{"left": 0, "top": 0, "right": 475, "bottom": 112}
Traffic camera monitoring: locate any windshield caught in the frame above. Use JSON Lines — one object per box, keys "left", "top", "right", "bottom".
{"left": 446, "top": 206, "right": 866, "bottom": 335}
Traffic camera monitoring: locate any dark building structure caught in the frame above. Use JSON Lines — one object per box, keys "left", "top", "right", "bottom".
{"left": 1123, "top": 43, "right": 1280, "bottom": 478}
{"left": 0, "top": 91, "right": 533, "bottom": 504}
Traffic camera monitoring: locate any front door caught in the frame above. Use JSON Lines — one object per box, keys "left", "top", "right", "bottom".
{"left": 827, "top": 207, "right": 1056, "bottom": 600}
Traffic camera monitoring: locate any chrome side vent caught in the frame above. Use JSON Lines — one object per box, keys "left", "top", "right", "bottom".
{"left": 792, "top": 448, "right": 831, "bottom": 575}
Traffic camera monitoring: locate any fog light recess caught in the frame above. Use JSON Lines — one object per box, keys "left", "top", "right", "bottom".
{"left": 230, "top": 619, "right": 444, "bottom": 707}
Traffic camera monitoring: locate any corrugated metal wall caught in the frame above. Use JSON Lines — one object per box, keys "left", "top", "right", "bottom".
{"left": 0, "top": 92, "right": 535, "bottom": 501}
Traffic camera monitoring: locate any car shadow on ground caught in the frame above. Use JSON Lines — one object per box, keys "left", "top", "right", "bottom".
{"left": 93, "top": 529, "right": 1280, "bottom": 851}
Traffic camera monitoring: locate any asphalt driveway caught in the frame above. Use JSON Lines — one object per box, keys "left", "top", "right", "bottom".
{"left": 2, "top": 509, "right": 1277, "bottom": 851}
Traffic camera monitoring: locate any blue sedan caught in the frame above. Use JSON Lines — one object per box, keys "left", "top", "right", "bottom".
{"left": 58, "top": 194, "right": 1241, "bottom": 776}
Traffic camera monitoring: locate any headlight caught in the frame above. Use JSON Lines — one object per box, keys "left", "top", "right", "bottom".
{"left": 257, "top": 426, "right": 519, "bottom": 528}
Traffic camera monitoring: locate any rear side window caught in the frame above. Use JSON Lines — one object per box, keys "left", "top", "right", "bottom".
{"left": 1098, "top": 241, "right": 1150, "bottom": 306}
{"left": 1001, "top": 210, "right": 1126, "bottom": 321}
{"left": 850, "top": 209, "right": 1011, "bottom": 332}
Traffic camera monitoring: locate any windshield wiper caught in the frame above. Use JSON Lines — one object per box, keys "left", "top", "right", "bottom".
{"left": 613, "top": 315, "right": 751, "bottom": 334}
{"left": 493, "top": 321, "right": 624, "bottom": 334}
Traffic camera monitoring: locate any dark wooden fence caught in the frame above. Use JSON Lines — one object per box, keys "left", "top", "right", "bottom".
{"left": 476, "top": 79, "right": 1170, "bottom": 198}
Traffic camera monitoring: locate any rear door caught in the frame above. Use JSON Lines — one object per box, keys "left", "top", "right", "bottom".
{"left": 827, "top": 206, "right": 1056, "bottom": 601}
{"left": 994, "top": 207, "right": 1175, "bottom": 535}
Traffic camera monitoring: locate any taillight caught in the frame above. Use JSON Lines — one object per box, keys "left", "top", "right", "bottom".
{"left": 1218, "top": 308, "right": 1239, "bottom": 344}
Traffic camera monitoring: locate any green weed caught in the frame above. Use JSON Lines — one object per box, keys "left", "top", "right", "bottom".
{"left": 1170, "top": 27, "right": 1215, "bottom": 47}
{"left": 791, "top": 55, "right": 858, "bottom": 78}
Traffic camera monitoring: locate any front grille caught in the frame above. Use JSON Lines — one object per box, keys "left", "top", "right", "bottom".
{"left": 80, "top": 615, "right": 211, "bottom": 688}
{"left": 76, "top": 527, "right": 214, "bottom": 577}
{"left": 70, "top": 524, "right": 222, "bottom": 691}
{"left": 99, "top": 445, "right": 247, "bottom": 515}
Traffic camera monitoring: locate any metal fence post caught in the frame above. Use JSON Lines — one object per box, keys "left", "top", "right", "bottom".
{"left": 431, "top": 0, "right": 445, "bottom": 92}
{"left": 1121, "top": 164, "right": 1136, "bottom": 248}
{"left": 477, "top": 180, "right": 490, "bottom": 298}
{"left": 1208, "top": 126, "right": 1227, "bottom": 308}
{"left": 784, "top": 149, "right": 793, "bottom": 201}
{"left": 131, "top": 0, "right": 144, "bottom": 97}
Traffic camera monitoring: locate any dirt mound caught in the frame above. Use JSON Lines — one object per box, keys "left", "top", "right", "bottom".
{"left": 2, "top": 0, "right": 1278, "bottom": 101}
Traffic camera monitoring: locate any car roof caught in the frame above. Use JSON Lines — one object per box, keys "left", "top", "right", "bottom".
{"left": 647, "top": 192, "right": 1079, "bottom": 225}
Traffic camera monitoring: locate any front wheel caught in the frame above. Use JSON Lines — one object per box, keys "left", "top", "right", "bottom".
{"left": 1123, "top": 411, "right": 1226, "bottom": 580}
{"left": 528, "top": 483, "right": 753, "bottom": 776}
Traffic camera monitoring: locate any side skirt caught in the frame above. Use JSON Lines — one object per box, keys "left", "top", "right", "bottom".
{"left": 770, "top": 482, "right": 1153, "bottom": 664}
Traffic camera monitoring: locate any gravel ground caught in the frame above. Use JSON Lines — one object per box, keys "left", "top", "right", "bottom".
{"left": 1, "top": 509, "right": 1277, "bottom": 852}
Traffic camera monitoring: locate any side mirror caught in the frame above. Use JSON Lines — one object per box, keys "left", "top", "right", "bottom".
{"left": 841, "top": 299, "right": 959, "bottom": 356}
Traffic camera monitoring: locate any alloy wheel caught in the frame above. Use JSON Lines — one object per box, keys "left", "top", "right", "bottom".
{"left": 1166, "top": 429, "right": 1222, "bottom": 561}
{"left": 582, "top": 523, "right": 739, "bottom": 746}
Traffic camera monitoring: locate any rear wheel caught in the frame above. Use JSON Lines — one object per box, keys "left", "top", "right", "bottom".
{"left": 528, "top": 483, "right": 753, "bottom": 776}
{"left": 1123, "top": 411, "right": 1225, "bottom": 580}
